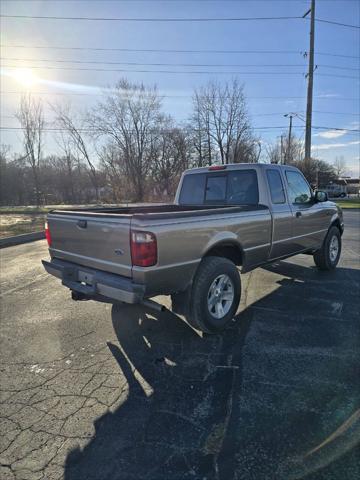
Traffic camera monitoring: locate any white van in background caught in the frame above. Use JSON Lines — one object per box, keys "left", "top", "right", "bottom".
{"left": 323, "top": 183, "right": 347, "bottom": 198}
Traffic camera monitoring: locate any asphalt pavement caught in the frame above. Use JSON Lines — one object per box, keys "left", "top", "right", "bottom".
{"left": 0, "top": 210, "right": 359, "bottom": 480}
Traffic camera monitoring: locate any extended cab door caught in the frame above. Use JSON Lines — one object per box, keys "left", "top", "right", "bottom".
{"left": 265, "top": 168, "right": 295, "bottom": 259}
{"left": 284, "top": 169, "right": 329, "bottom": 251}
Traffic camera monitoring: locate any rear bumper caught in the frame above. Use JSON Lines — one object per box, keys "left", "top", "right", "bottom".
{"left": 42, "top": 258, "right": 145, "bottom": 304}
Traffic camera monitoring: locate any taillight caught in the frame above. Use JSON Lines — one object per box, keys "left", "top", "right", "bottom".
{"left": 130, "top": 230, "right": 157, "bottom": 267}
{"left": 45, "top": 221, "right": 52, "bottom": 247}
{"left": 208, "top": 165, "right": 226, "bottom": 171}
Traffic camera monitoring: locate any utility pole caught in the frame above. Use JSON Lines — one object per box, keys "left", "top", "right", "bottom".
{"left": 280, "top": 135, "right": 284, "bottom": 165}
{"left": 284, "top": 114, "right": 293, "bottom": 164}
{"left": 304, "top": 0, "right": 316, "bottom": 171}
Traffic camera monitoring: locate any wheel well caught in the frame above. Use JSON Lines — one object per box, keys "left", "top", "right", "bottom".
{"left": 204, "top": 243, "right": 243, "bottom": 266}
{"left": 331, "top": 218, "right": 343, "bottom": 235}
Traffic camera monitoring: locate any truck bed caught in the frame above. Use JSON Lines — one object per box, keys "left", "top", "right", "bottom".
{"left": 46, "top": 202, "right": 270, "bottom": 287}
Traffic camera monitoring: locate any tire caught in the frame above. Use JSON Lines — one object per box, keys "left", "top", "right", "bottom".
{"left": 340, "top": 192, "right": 346, "bottom": 198}
{"left": 186, "top": 256, "right": 241, "bottom": 334}
{"left": 313, "top": 226, "right": 341, "bottom": 271}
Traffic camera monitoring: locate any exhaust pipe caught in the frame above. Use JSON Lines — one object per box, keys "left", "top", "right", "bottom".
{"left": 141, "top": 299, "right": 166, "bottom": 312}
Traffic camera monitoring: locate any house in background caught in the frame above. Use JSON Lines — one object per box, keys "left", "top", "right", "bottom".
{"left": 343, "top": 178, "right": 360, "bottom": 195}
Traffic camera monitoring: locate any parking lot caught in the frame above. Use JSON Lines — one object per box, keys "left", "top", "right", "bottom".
{"left": 0, "top": 210, "right": 359, "bottom": 480}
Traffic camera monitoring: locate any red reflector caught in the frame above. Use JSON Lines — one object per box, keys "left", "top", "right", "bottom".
{"left": 130, "top": 230, "right": 157, "bottom": 267}
{"left": 208, "top": 165, "right": 227, "bottom": 171}
{"left": 45, "top": 221, "right": 52, "bottom": 246}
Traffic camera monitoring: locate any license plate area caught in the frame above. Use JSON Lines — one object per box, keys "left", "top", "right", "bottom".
{"left": 78, "top": 271, "right": 94, "bottom": 285}
{"left": 62, "top": 266, "right": 97, "bottom": 294}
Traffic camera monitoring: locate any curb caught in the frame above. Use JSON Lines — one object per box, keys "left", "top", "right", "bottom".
{"left": 0, "top": 231, "right": 45, "bottom": 249}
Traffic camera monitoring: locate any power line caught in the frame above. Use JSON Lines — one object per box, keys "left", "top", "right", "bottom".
{"left": 2, "top": 0, "right": 358, "bottom": 2}
{"left": 316, "top": 51, "right": 360, "bottom": 59}
{"left": 315, "top": 18, "right": 360, "bottom": 29}
{"left": 3, "top": 57, "right": 359, "bottom": 72}
{"left": 0, "top": 125, "right": 305, "bottom": 133}
{"left": 2, "top": 57, "right": 309, "bottom": 68}
{"left": 313, "top": 110, "right": 360, "bottom": 117}
{"left": 1, "top": 91, "right": 359, "bottom": 101}
{"left": 2, "top": 44, "right": 358, "bottom": 59}
{"left": 313, "top": 126, "right": 360, "bottom": 131}
{"left": 316, "top": 73, "right": 358, "bottom": 79}
{"left": 1, "top": 13, "right": 358, "bottom": 28}
{"left": 313, "top": 110, "right": 360, "bottom": 116}
{"left": 0, "top": 111, "right": 326, "bottom": 120}
{"left": 0, "top": 125, "right": 358, "bottom": 133}
{"left": 319, "top": 65, "right": 360, "bottom": 72}
{"left": 6, "top": 112, "right": 357, "bottom": 123}
{"left": 3, "top": 64, "right": 358, "bottom": 78}
{"left": 0, "top": 44, "right": 302, "bottom": 54}
{"left": 0, "top": 14, "right": 303, "bottom": 22}
{"left": 4, "top": 110, "right": 358, "bottom": 118}
{"left": 1, "top": 64, "right": 309, "bottom": 75}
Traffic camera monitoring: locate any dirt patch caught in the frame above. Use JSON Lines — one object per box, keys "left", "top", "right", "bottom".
{"left": 0, "top": 214, "right": 46, "bottom": 238}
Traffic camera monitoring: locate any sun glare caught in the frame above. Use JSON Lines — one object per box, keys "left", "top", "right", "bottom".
{"left": 11, "top": 68, "right": 39, "bottom": 88}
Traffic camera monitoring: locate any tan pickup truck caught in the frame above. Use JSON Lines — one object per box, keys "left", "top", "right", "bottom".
{"left": 43, "top": 163, "right": 344, "bottom": 333}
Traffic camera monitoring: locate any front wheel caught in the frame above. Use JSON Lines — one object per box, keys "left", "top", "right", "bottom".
{"left": 187, "top": 256, "right": 241, "bottom": 334}
{"left": 313, "top": 226, "right": 341, "bottom": 271}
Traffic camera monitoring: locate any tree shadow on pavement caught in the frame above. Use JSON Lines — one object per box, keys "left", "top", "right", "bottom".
{"left": 64, "top": 261, "right": 360, "bottom": 480}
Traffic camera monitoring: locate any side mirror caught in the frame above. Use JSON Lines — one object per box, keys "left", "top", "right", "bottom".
{"left": 315, "top": 190, "right": 328, "bottom": 202}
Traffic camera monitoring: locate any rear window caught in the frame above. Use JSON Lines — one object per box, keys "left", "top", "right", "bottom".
{"left": 179, "top": 169, "right": 259, "bottom": 205}
{"left": 178, "top": 173, "right": 206, "bottom": 204}
{"left": 205, "top": 175, "right": 227, "bottom": 202}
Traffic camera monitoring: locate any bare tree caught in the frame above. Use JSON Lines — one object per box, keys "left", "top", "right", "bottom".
{"left": 98, "top": 142, "right": 127, "bottom": 202}
{"left": 150, "top": 117, "right": 189, "bottom": 197}
{"left": 266, "top": 133, "right": 304, "bottom": 166}
{"left": 333, "top": 156, "right": 347, "bottom": 177}
{"left": 53, "top": 132, "right": 79, "bottom": 203}
{"left": 190, "top": 93, "right": 213, "bottom": 166}
{"left": 266, "top": 141, "right": 282, "bottom": 164}
{"left": 190, "top": 79, "right": 256, "bottom": 165}
{"left": 52, "top": 104, "right": 100, "bottom": 202}
{"left": 89, "top": 79, "right": 162, "bottom": 201}
{"left": 16, "top": 95, "right": 44, "bottom": 205}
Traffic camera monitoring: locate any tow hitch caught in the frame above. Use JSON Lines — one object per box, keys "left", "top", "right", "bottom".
{"left": 71, "top": 291, "right": 89, "bottom": 301}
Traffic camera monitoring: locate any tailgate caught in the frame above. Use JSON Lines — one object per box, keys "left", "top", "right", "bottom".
{"left": 48, "top": 212, "right": 132, "bottom": 278}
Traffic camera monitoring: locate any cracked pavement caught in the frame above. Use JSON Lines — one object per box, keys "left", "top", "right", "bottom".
{"left": 0, "top": 210, "right": 359, "bottom": 480}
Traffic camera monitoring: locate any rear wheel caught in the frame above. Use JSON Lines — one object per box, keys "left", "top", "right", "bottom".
{"left": 186, "top": 256, "right": 241, "bottom": 334}
{"left": 313, "top": 226, "right": 341, "bottom": 271}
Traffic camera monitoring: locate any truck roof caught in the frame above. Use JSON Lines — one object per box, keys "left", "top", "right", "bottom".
{"left": 183, "top": 163, "right": 299, "bottom": 175}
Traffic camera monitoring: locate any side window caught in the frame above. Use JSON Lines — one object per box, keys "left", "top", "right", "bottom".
{"left": 285, "top": 171, "right": 312, "bottom": 204}
{"left": 266, "top": 170, "right": 286, "bottom": 204}
{"left": 205, "top": 176, "right": 227, "bottom": 203}
{"left": 227, "top": 170, "right": 259, "bottom": 205}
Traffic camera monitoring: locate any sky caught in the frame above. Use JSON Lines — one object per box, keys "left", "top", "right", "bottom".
{"left": 0, "top": 0, "right": 359, "bottom": 176}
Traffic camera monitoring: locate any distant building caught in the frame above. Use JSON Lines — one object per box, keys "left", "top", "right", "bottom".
{"left": 344, "top": 178, "right": 360, "bottom": 195}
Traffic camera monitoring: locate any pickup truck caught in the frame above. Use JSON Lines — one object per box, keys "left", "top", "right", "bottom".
{"left": 43, "top": 163, "right": 344, "bottom": 333}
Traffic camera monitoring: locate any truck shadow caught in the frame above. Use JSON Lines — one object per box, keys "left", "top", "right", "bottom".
{"left": 64, "top": 261, "right": 360, "bottom": 480}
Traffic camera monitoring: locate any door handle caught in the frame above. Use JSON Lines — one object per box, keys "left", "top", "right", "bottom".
{"left": 296, "top": 211, "right": 302, "bottom": 218}
{"left": 77, "top": 220, "right": 87, "bottom": 228}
